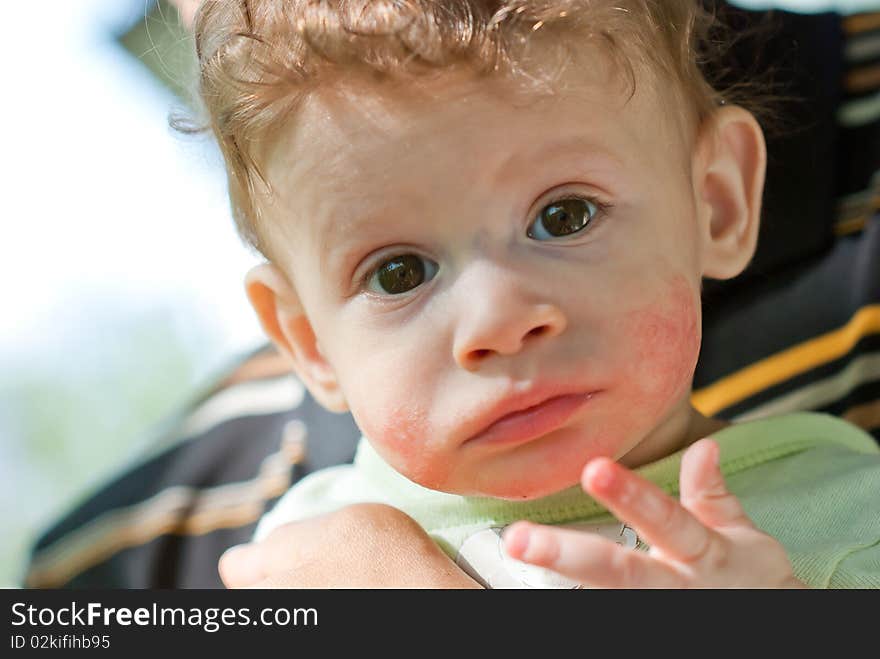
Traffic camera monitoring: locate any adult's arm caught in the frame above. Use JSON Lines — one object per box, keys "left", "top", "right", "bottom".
{"left": 220, "top": 503, "right": 482, "bottom": 589}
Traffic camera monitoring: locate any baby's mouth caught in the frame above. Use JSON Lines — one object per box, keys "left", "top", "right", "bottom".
{"left": 464, "top": 391, "right": 598, "bottom": 449}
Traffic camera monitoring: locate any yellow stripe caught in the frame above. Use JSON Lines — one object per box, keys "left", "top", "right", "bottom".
{"left": 834, "top": 215, "right": 869, "bottom": 237}
{"left": 844, "top": 13, "right": 880, "bottom": 35}
{"left": 692, "top": 305, "right": 880, "bottom": 416}
{"left": 847, "top": 64, "right": 880, "bottom": 94}
{"left": 844, "top": 399, "right": 880, "bottom": 432}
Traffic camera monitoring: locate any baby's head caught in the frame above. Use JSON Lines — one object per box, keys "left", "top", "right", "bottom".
{"left": 194, "top": 0, "right": 766, "bottom": 499}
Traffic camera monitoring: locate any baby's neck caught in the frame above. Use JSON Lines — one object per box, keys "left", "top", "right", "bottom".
{"left": 619, "top": 403, "right": 729, "bottom": 469}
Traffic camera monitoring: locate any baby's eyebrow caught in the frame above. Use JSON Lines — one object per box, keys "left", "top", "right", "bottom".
{"left": 312, "top": 183, "right": 429, "bottom": 269}
{"left": 488, "top": 136, "right": 624, "bottom": 189}
{"left": 315, "top": 205, "right": 390, "bottom": 275}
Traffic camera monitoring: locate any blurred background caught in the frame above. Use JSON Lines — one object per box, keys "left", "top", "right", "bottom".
{"left": 0, "top": 0, "right": 264, "bottom": 587}
{"left": 2, "top": 0, "right": 878, "bottom": 588}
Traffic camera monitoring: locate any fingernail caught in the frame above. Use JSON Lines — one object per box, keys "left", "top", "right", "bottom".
{"left": 503, "top": 523, "right": 531, "bottom": 559}
{"left": 711, "top": 440, "right": 721, "bottom": 465}
{"left": 701, "top": 438, "right": 720, "bottom": 469}
{"left": 585, "top": 459, "right": 616, "bottom": 493}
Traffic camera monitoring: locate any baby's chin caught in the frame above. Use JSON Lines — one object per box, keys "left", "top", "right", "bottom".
{"left": 386, "top": 432, "right": 615, "bottom": 501}
{"left": 440, "top": 479, "right": 582, "bottom": 502}
{"left": 408, "top": 462, "right": 585, "bottom": 501}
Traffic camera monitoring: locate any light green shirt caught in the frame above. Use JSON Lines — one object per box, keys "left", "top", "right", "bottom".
{"left": 256, "top": 412, "right": 880, "bottom": 588}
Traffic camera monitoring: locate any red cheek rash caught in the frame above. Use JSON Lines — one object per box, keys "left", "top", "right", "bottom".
{"left": 357, "top": 404, "right": 426, "bottom": 458}
{"left": 353, "top": 401, "right": 450, "bottom": 486}
{"left": 621, "top": 276, "right": 701, "bottom": 407}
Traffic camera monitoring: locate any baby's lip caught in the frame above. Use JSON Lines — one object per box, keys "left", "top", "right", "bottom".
{"left": 462, "top": 384, "right": 600, "bottom": 448}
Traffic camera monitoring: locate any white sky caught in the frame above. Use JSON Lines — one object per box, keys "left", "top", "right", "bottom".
{"left": 732, "top": 0, "right": 879, "bottom": 11}
{"left": 0, "top": 0, "right": 265, "bottom": 381}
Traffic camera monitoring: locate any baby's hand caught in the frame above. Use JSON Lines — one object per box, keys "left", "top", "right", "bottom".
{"left": 503, "top": 438, "right": 806, "bottom": 588}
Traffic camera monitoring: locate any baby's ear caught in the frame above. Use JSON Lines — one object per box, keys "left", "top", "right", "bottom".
{"left": 245, "top": 263, "right": 349, "bottom": 413}
{"left": 693, "top": 105, "right": 767, "bottom": 280}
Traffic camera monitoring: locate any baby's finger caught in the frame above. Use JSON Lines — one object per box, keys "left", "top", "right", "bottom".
{"left": 679, "top": 439, "right": 752, "bottom": 529}
{"left": 581, "top": 458, "right": 715, "bottom": 564}
{"left": 502, "top": 521, "right": 684, "bottom": 588}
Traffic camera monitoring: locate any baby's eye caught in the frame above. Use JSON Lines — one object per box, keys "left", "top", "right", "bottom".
{"left": 527, "top": 197, "right": 599, "bottom": 240}
{"left": 366, "top": 254, "right": 439, "bottom": 296}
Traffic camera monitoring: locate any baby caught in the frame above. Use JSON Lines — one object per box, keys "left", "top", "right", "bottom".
{"left": 192, "top": 0, "right": 880, "bottom": 588}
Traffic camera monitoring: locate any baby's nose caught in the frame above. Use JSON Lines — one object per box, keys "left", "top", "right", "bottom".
{"left": 452, "top": 300, "right": 567, "bottom": 372}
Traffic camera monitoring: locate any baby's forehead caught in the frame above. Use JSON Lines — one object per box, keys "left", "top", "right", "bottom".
{"left": 265, "top": 61, "right": 683, "bottom": 194}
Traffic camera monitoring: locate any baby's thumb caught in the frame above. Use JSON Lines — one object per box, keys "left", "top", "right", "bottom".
{"left": 679, "top": 438, "right": 751, "bottom": 530}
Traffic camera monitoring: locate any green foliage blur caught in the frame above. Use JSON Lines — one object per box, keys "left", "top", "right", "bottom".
{"left": 0, "top": 301, "right": 220, "bottom": 587}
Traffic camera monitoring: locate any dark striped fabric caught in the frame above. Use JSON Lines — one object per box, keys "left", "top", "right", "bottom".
{"left": 695, "top": 217, "right": 880, "bottom": 435}
{"left": 24, "top": 6, "right": 880, "bottom": 589}
{"left": 692, "top": 5, "right": 880, "bottom": 438}
{"left": 836, "top": 13, "right": 880, "bottom": 235}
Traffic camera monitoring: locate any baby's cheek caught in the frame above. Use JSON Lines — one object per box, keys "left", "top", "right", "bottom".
{"left": 352, "top": 399, "right": 450, "bottom": 488}
{"left": 354, "top": 401, "right": 425, "bottom": 460}
{"left": 617, "top": 276, "right": 701, "bottom": 409}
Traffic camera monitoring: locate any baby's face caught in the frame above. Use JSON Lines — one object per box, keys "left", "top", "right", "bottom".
{"left": 261, "top": 65, "right": 709, "bottom": 499}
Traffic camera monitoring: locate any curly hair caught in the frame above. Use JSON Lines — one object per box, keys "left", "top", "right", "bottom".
{"left": 189, "top": 1, "right": 743, "bottom": 259}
